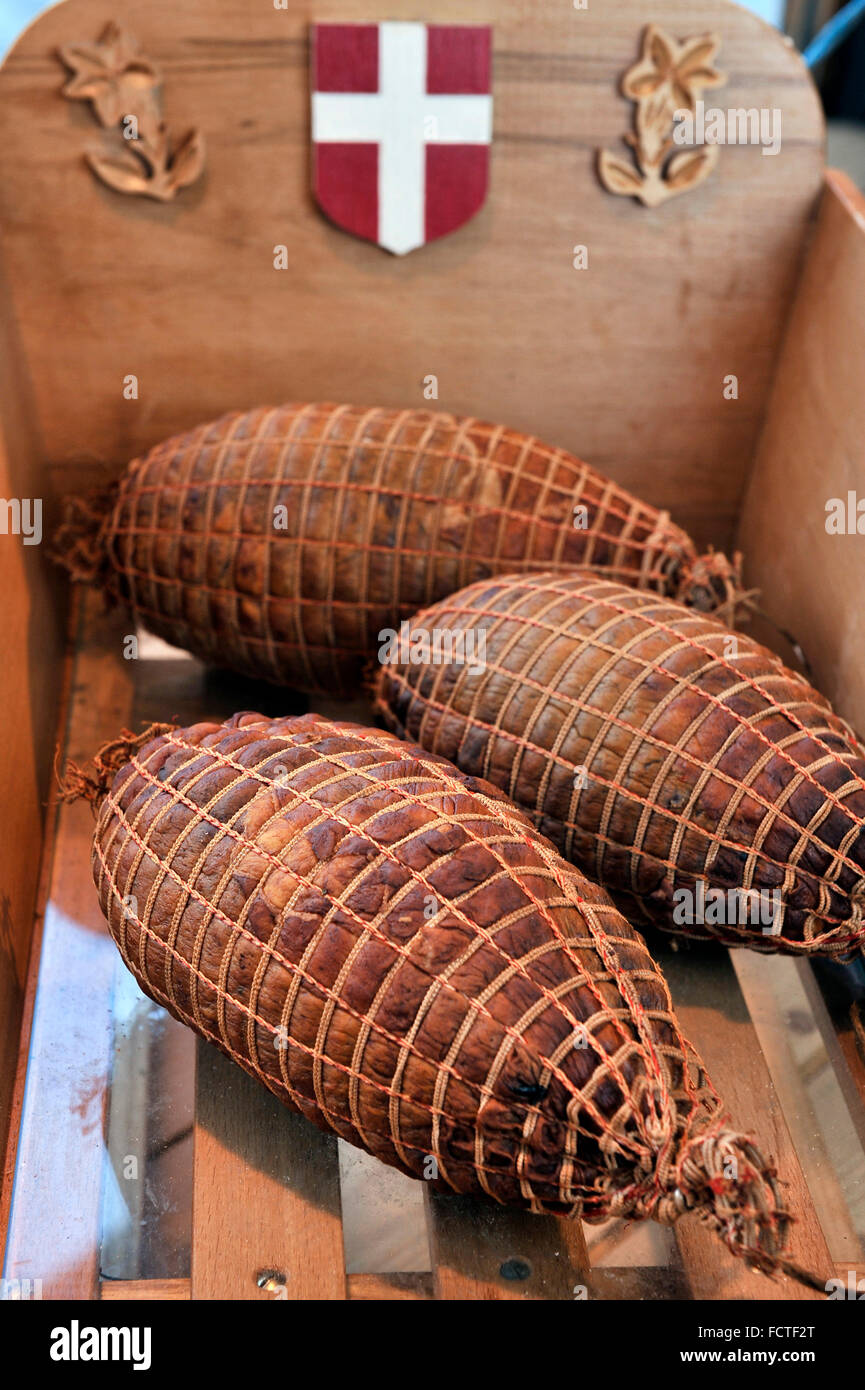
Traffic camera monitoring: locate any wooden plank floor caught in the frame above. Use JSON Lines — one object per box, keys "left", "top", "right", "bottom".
{"left": 6, "top": 593, "right": 863, "bottom": 1301}
{"left": 426, "top": 1191, "right": 589, "bottom": 1301}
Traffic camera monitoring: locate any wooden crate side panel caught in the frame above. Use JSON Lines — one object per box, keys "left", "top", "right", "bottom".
{"left": 659, "top": 945, "right": 834, "bottom": 1301}
{"left": 0, "top": 261, "right": 67, "bottom": 1216}
{"left": 0, "top": 0, "right": 824, "bottom": 552}
{"left": 739, "top": 171, "right": 865, "bottom": 737}
{"left": 1, "top": 595, "right": 134, "bottom": 1297}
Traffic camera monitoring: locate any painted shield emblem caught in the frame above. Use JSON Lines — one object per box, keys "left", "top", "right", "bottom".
{"left": 311, "top": 22, "right": 493, "bottom": 255}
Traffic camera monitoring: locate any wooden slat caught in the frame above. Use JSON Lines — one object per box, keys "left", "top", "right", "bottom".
{"left": 97, "top": 1267, "right": 697, "bottom": 1300}
{"left": 658, "top": 944, "right": 834, "bottom": 1301}
{"left": 102, "top": 1278, "right": 190, "bottom": 1300}
{"left": 348, "top": 1272, "right": 433, "bottom": 1300}
{"left": 797, "top": 975, "right": 865, "bottom": 1145}
{"left": 191, "top": 1042, "right": 346, "bottom": 1300}
{"left": 835, "top": 1012, "right": 865, "bottom": 1114}
{"left": 101, "top": 1272, "right": 438, "bottom": 1300}
{"left": 0, "top": 0, "right": 824, "bottom": 554}
{"left": 426, "top": 1192, "right": 590, "bottom": 1300}
{"left": 2, "top": 592, "right": 136, "bottom": 1298}
{"left": 732, "top": 955, "right": 865, "bottom": 1265}
{"left": 129, "top": 660, "right": 347, "bottom": 1300}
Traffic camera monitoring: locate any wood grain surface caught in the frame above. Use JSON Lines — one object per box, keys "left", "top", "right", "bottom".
{"left": 192, "top": 1041, "right": 346, "bottom": 1300}
{"left": 0, "top": 0, "right": 824, "bottom": 553}
{"left": 101, "top": 1272, "right": 439, "bottom": 1298}
{"left": 739, "top": 170, "right": 865, "bottom": 737}
{"left": 0, "top": 261, "right": 68, "bottom": 1188}
{"left": 659, "top": 943, "right": 834, "bottom": 1301}
{"left": 101, "top": 1276, "right": 190, "bottom": 1300}
{"left": 0, "top": 1, "right": 853, "bottom": 1303}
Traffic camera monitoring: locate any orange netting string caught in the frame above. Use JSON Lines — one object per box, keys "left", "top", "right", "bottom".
{"left": 57, "top": 723, "right": 175, "bottom": 808}
{"left": 50, "top": 484, "right": 121, "bottom": 598}
{"left": 675, "top": 549, "right": 751, "bottom": 623}
{"left": 606, "top": 1117, "right": 824, "bottom": 1292}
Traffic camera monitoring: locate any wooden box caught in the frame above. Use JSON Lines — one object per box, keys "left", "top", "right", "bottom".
{"left": 1, "top": 0, "right": 864, "bottom": 1302}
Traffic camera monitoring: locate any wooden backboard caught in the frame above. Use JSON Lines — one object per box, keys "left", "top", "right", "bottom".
{"left": 0, "top": 0, "right": 824, "bottom": 552}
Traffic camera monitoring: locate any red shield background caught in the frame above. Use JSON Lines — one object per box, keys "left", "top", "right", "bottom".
{"left": 311, "top": 23, "right": 493, "bottom": 255}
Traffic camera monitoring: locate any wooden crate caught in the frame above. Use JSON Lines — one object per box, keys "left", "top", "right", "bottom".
{"left": 1, "top": 0, "right": 864, "bottom": 1301}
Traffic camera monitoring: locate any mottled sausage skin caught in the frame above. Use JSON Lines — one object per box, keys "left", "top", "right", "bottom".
{"left": 374, "top": 573, "right": 865, "bottom": 956}
{"left": 91, "top": 711, "right": 722, "bottom": 1219}
{"left": 59, "top": 403, "right": 731, "bottom": 695}
{"left": 88, "top": 712, "right": 809, "bottom": 1278}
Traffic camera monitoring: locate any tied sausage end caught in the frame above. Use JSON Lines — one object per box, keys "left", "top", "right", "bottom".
{"left": 51, "top": 483, "right": 121, "bottom": 599}
{"left": 58, "top": 722, "right": 175, "bottom": 810}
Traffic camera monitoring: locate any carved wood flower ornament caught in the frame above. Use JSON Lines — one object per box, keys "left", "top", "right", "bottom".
{"left": 599, "top": 25, "right": 727, "bottom": 209}
{"left": 59, "top": 23, "right": 159, "bottom": 128}
{"left": 58, "top": 22, "right": 204, "bottom": 202}
{"left": 621, "top": 27, "right": 724, "bottom": 112}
